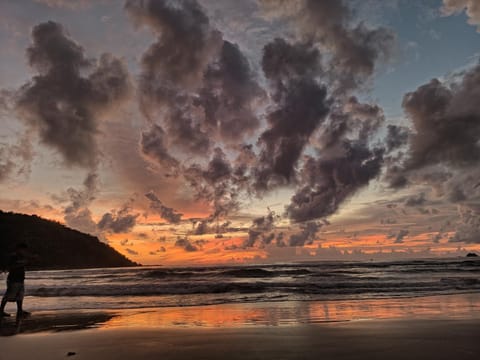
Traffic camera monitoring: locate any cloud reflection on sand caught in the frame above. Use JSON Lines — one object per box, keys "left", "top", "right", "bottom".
{"left": 102, "top": 293, "right": 480, "bottom": 329}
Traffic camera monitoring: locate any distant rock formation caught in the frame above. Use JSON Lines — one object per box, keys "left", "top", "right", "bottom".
{"left": 466, "top": 252, "right": 478, "bottom": 257}
{"left": 0, "top": 210, "right": 139, "bottom": 270}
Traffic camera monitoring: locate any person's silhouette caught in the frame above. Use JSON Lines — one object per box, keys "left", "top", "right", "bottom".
{"left": 1, "top": 243, "right": 31, "bottom": 318}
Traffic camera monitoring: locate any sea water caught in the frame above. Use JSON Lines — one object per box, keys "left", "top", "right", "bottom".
{"left": 1, "top": 258, "right": 479, "bottom": 313}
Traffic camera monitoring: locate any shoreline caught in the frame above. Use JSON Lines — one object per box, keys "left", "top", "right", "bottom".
{"left": 1, "top": 292, "right": 479, "bottom": 335}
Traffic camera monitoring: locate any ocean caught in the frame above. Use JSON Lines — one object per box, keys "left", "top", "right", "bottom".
{"left": 1, "top": 257, "right": 479, "bottom": 314}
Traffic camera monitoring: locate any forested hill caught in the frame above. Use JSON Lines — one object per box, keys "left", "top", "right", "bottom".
{"left": 0, "top": 210, "right": 139, "bottom": 270}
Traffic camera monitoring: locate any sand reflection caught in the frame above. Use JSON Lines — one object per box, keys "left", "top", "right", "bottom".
{"left": 102, "top": 293, "right": 480, "bottom": 329}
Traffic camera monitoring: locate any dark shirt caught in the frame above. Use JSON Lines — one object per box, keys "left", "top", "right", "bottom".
{"left": 7, "top": 254, "right": 26, "bottom": 283}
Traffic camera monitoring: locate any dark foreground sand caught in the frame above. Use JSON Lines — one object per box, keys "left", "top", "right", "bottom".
{"left": 0, "top": 319, "right": 479, "bottom": 360}
{"left": 1, "top": 294, "right": 480, "bottom": 360}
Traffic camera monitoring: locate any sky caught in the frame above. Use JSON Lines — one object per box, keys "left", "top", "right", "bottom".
{"left": 1, "top": 0, "right": 480, "bottom": 266}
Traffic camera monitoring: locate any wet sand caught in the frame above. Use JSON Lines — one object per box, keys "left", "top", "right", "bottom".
{"left": 0, "top": 319, "right": 479, "bottom": 360}
{"left": 1, "top": 294, "right": 479, "bottom": 360}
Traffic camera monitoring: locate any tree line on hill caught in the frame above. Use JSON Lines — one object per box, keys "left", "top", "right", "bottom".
{"left": 0, "top": 210, "right": 138, "bottom": 270}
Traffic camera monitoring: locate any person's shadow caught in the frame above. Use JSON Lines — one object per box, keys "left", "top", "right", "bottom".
{"left": 0, "top": 313, "right": 24, "bottom": 336}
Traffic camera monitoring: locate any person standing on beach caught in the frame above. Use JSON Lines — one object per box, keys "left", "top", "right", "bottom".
{"left": 1, "top": 243, "right": 31, "bottom": 318}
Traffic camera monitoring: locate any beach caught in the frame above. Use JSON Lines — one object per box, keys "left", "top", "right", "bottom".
{"left": 1, "top": 261, "right": 480, "bottom": 359}
{"left": 1, "top": 293, "right": 480, "bottom": 359}
{"left": 1, "top": 315, "right": 479, "bottom": 360}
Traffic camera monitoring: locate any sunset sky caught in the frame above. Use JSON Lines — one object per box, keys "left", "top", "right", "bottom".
{"left": 1, "top": 0, "right": 480, "bottom": 265}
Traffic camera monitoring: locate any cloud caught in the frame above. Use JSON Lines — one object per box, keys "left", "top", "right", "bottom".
{"left": 122, "top": 0, "right": 394, "bottom": 247}
{"left": 402, "top": 67, "right": 480, "bottom": 171}
{"left": 140, "top": 124, "right": 179, "bottom": 170}
{"left": 302, "top": 0, "right": 394, "bottom": 91}
{"left": 288, "top": 221, "right": 322, "bottom": 246}
{"left": 125, "top": 0, "right": 219, "bottom": 155}
{"left": 15, "top": 21, "right": 131, "bottom": 169}
{"left": 126, "top": 0, "right": 265, "bottom": 160}
{"left": 255, "top": 38, "right": 329, "bottom": 189}
{"left": 243, "top": 209, "right": 279, "bottom": 248}
{"left": 183, "top": 147, "right": 240, "bottom": 220}
{"left": 190, "top": 219, "right": 231, "bottom": 236}
{"left": 441, "top": 0, "right": 480, "bottom": 32}
{"left": 257, "top": 77, "right": 328, "bottom": 184}
{"left": 33, "top": 0, "right": 104, "bottom": 10}
{"left": 388, "top": 63, "right": 480, "bottom": 216}
{"left": 253, "top": 2, "right": 391, "bottom": 225}
{"left": 449, "top": 204, "right": 480, "bottom": 243}
{"left": 145, "top": 191, "right": 183, "bottom": 224}
{"left": 286, "top": 142, "right": 384, "bottom": 223}
{"left": 0, "top": 147, "right": 15, "bottom": 182}
{"left": 125, "top": 0, "right": 222, "bottom": 89}
{"left": 0, "top": 138, "right": 33, "bottom": 183}
{"left": 62, "top": 171, "right": 99, "bottom": 234}
{"left": 174, "top": 237, "right": 198, "bottom": 252}
{"left": 393, "top": 229, "right": 409, "bottom": 244}
{"left": 97, "top": 206, "right": 139, "bottom": 233}
{"left": 261, "top": 38, "right": 322, "bottom": 80}
{"left": 385, "top": 124, "right": 409, "bottom": 153}
{"left": 125, "top": 248, "right": 139, "bottom": 256}
{"left": 199, "top": 40, "right": 265, "bottom": 141}
{"left": 259, "top": 0, "right": 395, "bottom": 92}
{"left": 404, "top": 192, "right": 426, "bottom": 207}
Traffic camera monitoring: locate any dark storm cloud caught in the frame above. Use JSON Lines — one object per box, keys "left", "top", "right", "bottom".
{"left": 97, "top": 206, "right": 139, "bottom": 233}
{"left": 387, "top": 63, "right": 480, "bottom": 229}
{"left": 393, "top": 229, "right": 409, "bottom": 244}
{"left": 449, "top": 204, "right": 480, "bottom": 244}
{"left": 145, "top": 191, "right": 183, "bottom": 224}
{"left": 262, "top": 38, "right": 321, "bottom": 81}
{"left": 123, "top": 0, "right": 394, "bottom": 248}
{"left": 242, "top": 209, "right": 279, "bottom": 248}
{"left": 256, "top": 39, "right": 328, "bottom": 189}
{"left": 15, "top": 21, "right": 131, "bottom": 169}
{"left": 125, "top": 248, "right": 139, "bottom": 256}
{"left": 288, "top": 221, "right": 322, "bottom": 246}
{"left": 259, "top": 0, "right": 395, "bottom": 93}
{"left": 167, "top": 109, "right": 211, "bottom": 154}
{"left": 63, "top": 171, "right": 98, "bottom": 234}
{"left": 0, "top": 147, "right": 15, "bottom": 182}
{"left": 190, "top": 219, "right": 231, "bottom": 236}
{"left": 404, "top": 192, "right": 426, "bottom": 207}
{"left": 125, "top": 0, "right": 222, "bottom": 88}
{"left": 175, "top": 237, "right": 198, "bottom": 252}
{"left": 401, "top": 66, "right": 480, "bottom": 171}
{"left": 302, "top": 0, "right": 394, "bottom": 92}
{"left": 256, "top": 74, "right": 329, "bottom": 186}
{"left": 198, "top": 40, "right": 265, "bottom": 140}
{"left": 448, "top": 186, "right": 467, "bottom": 203}
{"left": 0, "top": 131, "right": 33, "bottom": 182}
{"left": 253, "top": 4, "right": 391, "bottom": 228}
{"left": 183, "top": 148, "right": 239, "bottom": 220}
{"left": 286, "top": 142, "right": 384, "bottom": 223}
{"left": 125, "top": 0, "right": 217, "bottom": 155}
{"left": 316, "top": 96, "right": 384, "bottom": 151}
{"left": 140, "top": 124, "right": 179, "bottom": 169}
{"left": 385, "top": 124, "right": 409, "bottom": 153}
{"left": 126, "top": 0, "right": 265, "bottom": 159}
{"left": 254, "top": 1, "right": 390, "bottom": 199}
{"left": 205, "top": 147, "right": 233, "bottom": 182}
